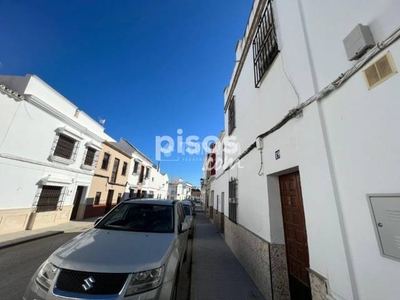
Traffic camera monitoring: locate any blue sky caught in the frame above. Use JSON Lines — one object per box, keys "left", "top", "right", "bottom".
{"left": 2, "top": 0, "right": 251, "bottom": 186}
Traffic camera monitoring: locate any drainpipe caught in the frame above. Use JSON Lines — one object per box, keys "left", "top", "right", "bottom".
{"left": 296, "top": 1, "right": 360, "bottom": 299}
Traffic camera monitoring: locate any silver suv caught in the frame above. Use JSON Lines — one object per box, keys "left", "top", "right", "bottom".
{"left": 23, "top": 199, "right": 189, "bottom": 300}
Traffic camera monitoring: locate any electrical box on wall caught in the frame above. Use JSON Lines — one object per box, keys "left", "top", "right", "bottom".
{"left": 367, "top": 194, "right": 400, "bottom": 262}
{"left": 343, "top": 24, "right": 375, "bottom": 61}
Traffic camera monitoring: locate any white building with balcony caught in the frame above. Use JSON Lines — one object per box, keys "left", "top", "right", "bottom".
{"left": 209, "top": 1, "right": 400, "bottom": 300}
{"left": 116, "top": 138, "right": 169, "bottom": 199}
{"left": 0, "top": 74, "right": 107, "bottom": 234}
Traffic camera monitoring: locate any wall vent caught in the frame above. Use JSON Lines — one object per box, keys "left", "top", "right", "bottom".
{"left": 363, "top": 52, "right": 397, "bottom": 89}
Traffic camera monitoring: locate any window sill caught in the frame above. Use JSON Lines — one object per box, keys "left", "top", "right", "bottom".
{"left": 81, "top": 164, "right": 95, "bottom": 171}
{"left": 49, "top": 155, "right": 75, "bottom": 165}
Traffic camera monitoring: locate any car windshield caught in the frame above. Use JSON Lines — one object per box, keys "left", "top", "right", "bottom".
{"left": 183, "top": 205, "right": 191, "bottom": 215}
{"left": 96, "top": 203, "right": 174, "bottom": 233}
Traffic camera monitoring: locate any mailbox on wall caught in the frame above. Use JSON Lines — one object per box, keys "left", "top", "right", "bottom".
{"left": 367, "top": 194, "right": 400, "bottom": 262}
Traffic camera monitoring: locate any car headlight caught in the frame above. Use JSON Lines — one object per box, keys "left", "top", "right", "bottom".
{"left": 35, "top": 261, "right": 59, "bottom": 290}
{"left": 125, "top": 266, "right": 164, "bottom": 296}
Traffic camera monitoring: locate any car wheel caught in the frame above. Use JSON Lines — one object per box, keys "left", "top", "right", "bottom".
{"left": 170, "top": 271, "right": 180, "bottom": 300}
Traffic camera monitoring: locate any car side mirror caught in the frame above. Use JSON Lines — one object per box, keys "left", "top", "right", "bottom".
{"left": 180, "top": 221, "right": 189, "bottom": 233}
{"left": 94, "top": 217, "right": 102, "bottom": 227}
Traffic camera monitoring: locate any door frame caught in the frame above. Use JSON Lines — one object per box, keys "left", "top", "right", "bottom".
{"left": 105, "top": 189, "right": 114, "bottom": 213}
{"left": 279, "top": 171, "right": 311, "bottom": 299}
{"left": 70, "top": 186, "right": 84, "bottom": 220}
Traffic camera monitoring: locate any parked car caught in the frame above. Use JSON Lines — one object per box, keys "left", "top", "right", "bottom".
{"left": 182, "top": 200, "right": 195, "bottom": 215}
{"left": 182, "top": 201, "right": 194, "bottom": 238}
{"left": 23, "top": 199, "right": 190, "bottom": 300}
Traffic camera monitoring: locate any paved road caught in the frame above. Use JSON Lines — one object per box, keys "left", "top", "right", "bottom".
{"left": 0, "top": 229, "right": 192, "bottom": 300}
{"left": 0, "top": 232, "right": 81, "bottom": 300}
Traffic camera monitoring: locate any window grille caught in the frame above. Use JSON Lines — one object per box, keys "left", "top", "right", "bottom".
{"left": 101, "top": 153, "right": 110, "bottom": 170}
{"left": 33, "top": 186, "right": 66, "bottom": 212}
{"left": 53, "top": 134, "right": 79, "bottom": 160}
{"left": 229, "top": 179, "right": 238, "bottom": 223}
{"left": 222, "top": 143, "right": 225, "bottom": 165}
{"left": 228, "top": 97, "right": 236, "bottom": 135}
{"left": 122, "top": 162, "right": 128, "bottom": 176}
{"left": 253, "top": 0, "right": 279, "bottom": 87}
{"left": 111, "top": 158, "right": 120, "bottom": 183}
{"left": 94, "top": 192, "right": 101, "bottom": 205}
{"left": 84, "top": 147, "right": 97, "bottom": 166}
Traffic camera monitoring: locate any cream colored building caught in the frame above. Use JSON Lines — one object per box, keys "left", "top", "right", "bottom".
{"left": 116, "top": 138, "right": 169, "bottom": 199}
{"left": 80, "top": 141, "right": 131, "bottom": 219}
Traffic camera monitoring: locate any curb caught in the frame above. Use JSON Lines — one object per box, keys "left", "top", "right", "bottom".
{"left": 190, "top": 209, "right": 200, "bottom": 300}
{"left": 0, "top": 231, "right": 64, "bottom": 250}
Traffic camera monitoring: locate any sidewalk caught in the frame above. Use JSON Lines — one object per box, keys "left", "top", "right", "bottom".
{"left": 0, "top": 217, "right": 97, "bottom": 250}
{"left": 191, "top": 207, "right": 265, "bottom": 300}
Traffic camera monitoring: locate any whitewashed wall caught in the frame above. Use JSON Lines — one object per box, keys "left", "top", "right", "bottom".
{"left": 0, "top": 75, "right": 105, "bottom": 212}
{"left": 314, "top": 41, "right": 400, "bottom": 300}
{"left": 215, "top": 0, "right": 400, "bottom": 299}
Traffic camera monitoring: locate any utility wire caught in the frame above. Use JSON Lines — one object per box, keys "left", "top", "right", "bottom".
{"left": 219, "top": 25, "right": 400, "bottom": 177}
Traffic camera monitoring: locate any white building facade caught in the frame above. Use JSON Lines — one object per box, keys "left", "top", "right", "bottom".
{"left": 0, "top": 74, "right": 106, "bottom": 234}
{"left": 116, "top": 138, "right": 169, "bottom": 200}
{"left": 168, "top": 178, "right": 192, "bottom": 200}
{"left": 209, "top": 1, "right": 400, "bottom": 300}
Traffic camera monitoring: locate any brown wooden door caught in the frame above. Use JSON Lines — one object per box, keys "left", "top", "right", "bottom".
{"left": 70, "top": 186, "right": 84, "bottom": 220}
{"left": 105, "top": 189, "right": 114, "bottom": 213}
{"left": 279, "top": 172, "right": 310, "bottom": 288}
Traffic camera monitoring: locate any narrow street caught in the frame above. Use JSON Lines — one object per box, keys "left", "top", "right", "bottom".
{"left": 0, "top": 205, "right": 265, "bottom": 300}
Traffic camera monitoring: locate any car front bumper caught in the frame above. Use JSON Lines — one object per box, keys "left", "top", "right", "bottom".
{"left": 23, "top": 276, "right": 174, "bottom": 300}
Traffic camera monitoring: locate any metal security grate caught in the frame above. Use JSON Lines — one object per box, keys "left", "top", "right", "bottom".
{"left": 84, "top": 147, "right": 97, "bottom": 166}
{"left": 94, "top": 192, "right": 101, "bottom": 205}
{"left": 56, "top": 269, "right": 129, "bottom": 295}
{"left": 101, "top": 153, "right": 110, "bottom": 170}
{"left": 54, "top": 134, "right": 77, "bottom": 159}
{"left": 228, "top": 97, "right": 236, "bottom": 135}
{"left": 253, "top": 0, "right": 279, "bottom": 87}
{"left": 36, "top": 186, "right": 63, "bottom": 212}
{"left": 229, "top": 179, "right": 238, "bottom": 223}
